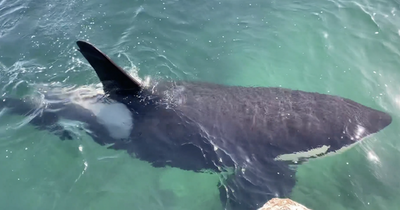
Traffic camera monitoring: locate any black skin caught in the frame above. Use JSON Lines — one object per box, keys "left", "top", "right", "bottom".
{"left": 0, "top": 41, "right": 392, "bottom": 210}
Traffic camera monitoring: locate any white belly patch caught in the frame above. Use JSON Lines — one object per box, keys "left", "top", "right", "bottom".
{"left": 42, "top": 85, "right": 134, "bottom": 140}
{"left": 78, "top": 100, "right": 133, "bottom": 140}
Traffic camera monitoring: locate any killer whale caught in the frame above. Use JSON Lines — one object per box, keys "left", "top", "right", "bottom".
{"left": 0, "top": 40, "right": 392, "bottom": 210}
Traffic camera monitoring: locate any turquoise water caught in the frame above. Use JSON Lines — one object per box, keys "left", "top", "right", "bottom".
{"left": 1, "top": 0, "right": 400, "bottom": 209}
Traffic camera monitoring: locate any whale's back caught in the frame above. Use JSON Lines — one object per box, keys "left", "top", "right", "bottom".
{"left": 157, "top": 81, "right": 392, "bottom": 164}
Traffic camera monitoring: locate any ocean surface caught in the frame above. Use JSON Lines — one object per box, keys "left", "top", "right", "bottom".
{"left": 1, "top": 0, "right": 400, "bottom": 209}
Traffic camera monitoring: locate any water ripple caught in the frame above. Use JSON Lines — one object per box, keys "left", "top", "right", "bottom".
{"left": 0, "top": 0, "right": 28, "bottom": 38}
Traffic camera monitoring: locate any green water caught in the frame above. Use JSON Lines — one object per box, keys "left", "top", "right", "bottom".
{"left": 1, "top": 0, "right": 400, "bottom": 209}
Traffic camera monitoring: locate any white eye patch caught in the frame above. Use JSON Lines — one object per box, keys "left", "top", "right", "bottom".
{"left": 274, "top": 145, "right": 331, "bottom": 163}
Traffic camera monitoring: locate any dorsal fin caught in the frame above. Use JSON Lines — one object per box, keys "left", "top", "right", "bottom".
{"left": 76, "top": 40, "right": 142, "bottom": 96}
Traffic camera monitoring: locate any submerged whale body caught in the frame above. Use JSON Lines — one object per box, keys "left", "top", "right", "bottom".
{"left": 0, "top": 41, "right": 392, "bottom": 210}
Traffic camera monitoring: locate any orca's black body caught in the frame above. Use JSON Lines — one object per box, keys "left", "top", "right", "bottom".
{"left": 0, "top": 41, "right": 392, "bottom": 210}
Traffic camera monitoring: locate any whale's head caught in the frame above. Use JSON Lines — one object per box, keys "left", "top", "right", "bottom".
{"left": 274, "top": 98, "right": 392, "bottom": 164}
